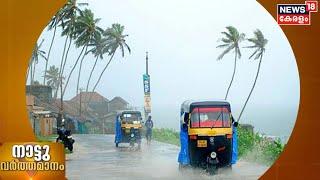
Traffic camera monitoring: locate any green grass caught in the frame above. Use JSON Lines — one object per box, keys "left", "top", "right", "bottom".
{"left": 36, "top": 134, "right": 57, "bottom": 142}
{"left": 152, "top": 127, "right": 284, "bottom": 165}
{"left": 152, "top": 128, "right": 180, "bottom": 146}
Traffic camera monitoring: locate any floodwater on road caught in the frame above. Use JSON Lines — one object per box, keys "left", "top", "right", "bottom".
{"left": 66, "top": 134, "right": 268, "bottom": 180}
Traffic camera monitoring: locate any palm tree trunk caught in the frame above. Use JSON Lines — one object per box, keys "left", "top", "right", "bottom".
{"left": 225, "top": 52, "right": 238, "bottom": 100}
{"left": 76, "top": 46, "right": 88, "bottom": 95}
{"left": 32, "top": 60, "right": 37, "bottom": 85}
{"left": 237, "top": 54, "right": 263, "bottom": 122}
{"left": 86, "top": 53, "right": 115, "bottom": 107}
{"left": 55, "top": 37, "right": 72, "bottom": 100}
{"left": 29, "top": 61, "right": 33, "bottom": 85}
{"left": 86, "top": 56, "right": 99, "bottom": 92}
{"left": 53, "top": 87, "right": 58, "bottom": 99}
{"left": 62, "top": 45, "right": 86, "bottom": 97}
{"left": 60, "top": 74, "right": 64, "bottom": 127}
{"left": 54, "top": 36, "right": 69, "bottom": 99}
{"left": 61, "top": 37, "right": 72, "bottom": 78}
{"left": 43, "top": 25, "right": 57, "bottom": 85}
{"left": 92, "top": 52, "right": 115, "bottom": 93}
{"left": 26, "top": 61, "right": 32, "bottom": 84}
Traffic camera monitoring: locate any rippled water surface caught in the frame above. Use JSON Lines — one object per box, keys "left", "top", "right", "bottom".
{"left": 66, "top": 134, "right": 268, "bottom": 180}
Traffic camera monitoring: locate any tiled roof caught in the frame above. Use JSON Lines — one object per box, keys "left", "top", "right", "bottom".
{"left": 109, "top": 96, "right": 128, "bottom": 105}
{"left": 70, "top": 92, "right": 109, "bottom": 103}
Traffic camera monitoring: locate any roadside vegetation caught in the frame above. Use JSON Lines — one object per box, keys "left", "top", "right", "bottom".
{"left": 152, "top": 128, "right": 180, "bottom": 146}
{"left": 36, "top": 134, "right": 57, "bottom": 142}
{"left": 237, "top": 125, "right": 284, "bottom": 165}
{"left": 152, "top": 126, "right": 284, "bottom": 166}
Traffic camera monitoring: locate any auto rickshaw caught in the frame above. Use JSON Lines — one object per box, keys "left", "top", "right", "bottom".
{"left": 178, "top": 100, "right": 238, "bottom": 174}
{"left": 114, "top": 110, "right": 143, "bottom": 148}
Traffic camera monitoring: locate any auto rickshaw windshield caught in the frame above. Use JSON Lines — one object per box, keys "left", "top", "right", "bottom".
{"left": 122, "top": 113, "right": 141, "bottom": 124}
{"left": 190, "top": 107, "right": 231, "bottom": 128}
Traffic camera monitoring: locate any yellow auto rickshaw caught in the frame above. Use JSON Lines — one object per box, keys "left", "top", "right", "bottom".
{"left": 115, "top": 111, "right": 143, "bottom": 149}
{"left": 178, "top": 100, "right": 238, "bottom": 174}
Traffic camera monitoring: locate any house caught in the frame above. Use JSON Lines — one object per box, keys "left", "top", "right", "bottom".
{"left": 26, "top": 95, "right": 56, "bottom": 136}
{"left": 70, "top": 91, "right": 109, "bottom": 103}
{"left": 26, "top": 87, "right": 132, "bottom": 134}
{"left": 102, "top": 112, "right": 118, "bottom": 134}
{"left": 69, "top": 92, "right": 109, "bottom": 116}
{"left": 26, "top": 85, "right": 52, "bottom": 103}
{"left": 108, "top": 96, "right": 129, "bottom": 112}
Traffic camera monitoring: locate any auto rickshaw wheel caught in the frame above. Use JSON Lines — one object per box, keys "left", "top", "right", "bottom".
{"left": 115, "top": 143, "right": 119, "bottom": 147}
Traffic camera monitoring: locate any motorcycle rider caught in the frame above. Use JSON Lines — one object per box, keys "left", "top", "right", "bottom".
{"left": 145, "top": 115, "right": 154, "bottom": 144}
{"left": 56, "top": 124, "right": 66, "bottom": 142}
{"left": 56, "top": 124, "right": 74, "bottom": 152}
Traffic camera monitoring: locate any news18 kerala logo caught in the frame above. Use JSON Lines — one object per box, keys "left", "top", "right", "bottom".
{"left": 277, "top": 1, "right": 318, "bottom": 25}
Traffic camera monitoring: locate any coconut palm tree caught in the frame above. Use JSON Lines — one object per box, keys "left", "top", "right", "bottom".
{"left": 59, "top": 0, "right": 87, "bottom": 79}
{"left": 217, "top": 26, "right": 245, "bottom": 100}
{"left": 44, "top": 65, "right": 64, "bottom": 99}
{"left": 237, "top": 29, "right": 268, "bottom": 122}
{"left": 62, "top": 9, "right": 103, "bottom": 96}
{"left": 29, "top": 39, "right": 46, "bottom": 85}
{"left": 53, "top": 0, "right": 87, "bottom": 98}
{"left": 43, "top": 8, "right": 65, "bottom": 85}
{"left": 53, "top": 0, "right": 88, "bottom": 128}
{"left": 91, "top": 23, "right": 131, "bottom": 93}
{"left": 85, "top": 35, "right": 108, "bottom": 92}
{"left": 72, "top": 8, "right": 103, "bottom": 95}
{"left": 60, "top": 0, "right": 88, "bottom": 76}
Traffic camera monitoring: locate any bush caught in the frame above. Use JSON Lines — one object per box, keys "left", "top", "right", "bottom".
{"left": 152, "top": 128, "right": 180, "bottom": 146}
{"left": 237, "top": 125, "right": 284, "bottom": 165}
{"left": 152, "top": 127, "right": 284, "bottom": 165}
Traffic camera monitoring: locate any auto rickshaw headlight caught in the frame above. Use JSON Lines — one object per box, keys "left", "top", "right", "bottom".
{"left": 131, "top": 133, "right": 135, "bottom": 137}
{"left": 210, "top": 152, "right": 217, "bottom": 159}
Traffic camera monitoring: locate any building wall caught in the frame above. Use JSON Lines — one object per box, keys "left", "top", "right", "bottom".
{"left": 40, "top": 117, "right": 55, "bottom": 136}
{"left": 26, "top": 85, "right": 52, "bottom": 103}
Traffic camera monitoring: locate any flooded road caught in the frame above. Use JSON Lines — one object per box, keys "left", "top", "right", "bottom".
{"left": 66, "top": 134, "right": 268, "bottom": 180}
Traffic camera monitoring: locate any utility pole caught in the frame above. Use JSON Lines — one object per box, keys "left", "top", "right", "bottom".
{"left": 143, "top": 52, "right": 151, "bottom": 120}
{"left": 146, "top": 51, "right": 149, "bottom": 76}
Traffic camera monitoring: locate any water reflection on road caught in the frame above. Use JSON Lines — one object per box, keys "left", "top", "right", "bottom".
{"left": 66, "top": 134, "right": 268, "bottom": 180}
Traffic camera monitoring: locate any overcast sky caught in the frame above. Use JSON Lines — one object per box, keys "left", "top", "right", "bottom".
{"left": 32, "top": 0, "right": 300, "bottom": 136}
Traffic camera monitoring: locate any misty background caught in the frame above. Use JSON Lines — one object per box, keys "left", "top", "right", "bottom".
{"left": 31, "top": 0, "right": 300, "bottom": 139}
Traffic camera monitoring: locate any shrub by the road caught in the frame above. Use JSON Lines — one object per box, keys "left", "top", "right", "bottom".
{"left": 152, "top": 126, "right": 284, "bottom": 165}
{"left": 152, "top": 128, "right": 180, "bottom": 146}
{"left": 237, "top": 125, "right": 284, "bottom": 165}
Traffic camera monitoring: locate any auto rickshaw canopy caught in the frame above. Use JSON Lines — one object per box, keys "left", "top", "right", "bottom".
{"left": 181, "top": 100, "right": 231, "bottom": 113}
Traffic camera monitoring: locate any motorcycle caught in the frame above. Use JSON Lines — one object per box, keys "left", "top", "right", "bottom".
{"left": 56, "top": 128, "right": 75, "bottom": 152}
